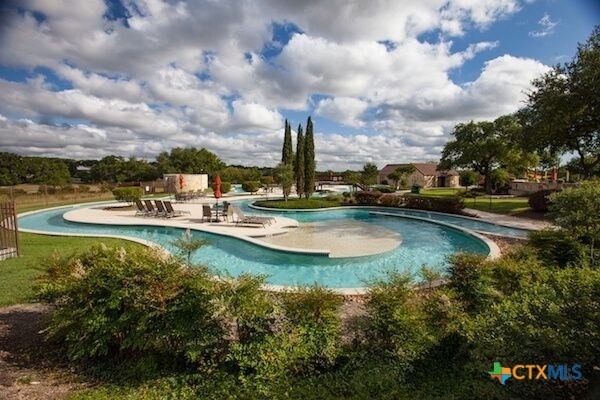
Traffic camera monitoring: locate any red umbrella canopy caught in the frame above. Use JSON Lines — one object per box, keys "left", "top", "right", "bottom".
{"left": 214, "top": 175, "right": 222, "bottom": 199}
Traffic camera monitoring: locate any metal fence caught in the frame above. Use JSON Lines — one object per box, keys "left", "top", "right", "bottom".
{"left": 0, "top": 200, "right": 19, "bottom": 260}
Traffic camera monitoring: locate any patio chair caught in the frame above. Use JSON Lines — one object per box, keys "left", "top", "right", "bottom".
{"left": 231, "top": 206, "right": 274, "bottom": 227}
{"left": 163, "top": 200, "right": 190, "bottom": 217}
{"left": 202, "top": 204, "right": 217, "bottom": 222}
{"left": 144, "top": 200, "right": 160, "bottom": 217}
{"left": 154, "top": 200, "right": 170, "bottom": 218}
{"left": 135, "top": 200, "right": 151, "bottom": 216}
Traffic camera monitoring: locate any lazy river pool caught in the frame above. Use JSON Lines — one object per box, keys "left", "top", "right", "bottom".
{"left": 18, "top": 201, "right": 526, "bottom": 289}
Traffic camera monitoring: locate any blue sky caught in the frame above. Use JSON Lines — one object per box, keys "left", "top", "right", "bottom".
{"left": 0, "top": 0, "right": 597, "bottom": 169}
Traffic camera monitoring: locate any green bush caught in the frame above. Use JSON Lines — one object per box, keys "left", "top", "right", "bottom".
{"left": 463, "top": 266, "right": 600, "bottom": 399}
{"left": 281, "top": 286, "right": 343, "bottom": 372}
{"left": 39, "top": 245, "right": 224, "bottom": 366}
{"left": 112, "top": 187, "right": 143, "bottom": 203}
{"left": 447, "top": 254, "right": 498, "bottom": 312}
{"left": 404, "top": 194, "right": 464, "bottom": 214}
{"left": 365, "top": 273, "right": 442, "bottom": 366}
{"left": 241, "top": 181, "right": 260, "bottom": 194}
{"left": 355, "top": 190, "right": 382, "bottom": 205}
{"left": 528, "top": 189, "right": 558, "bottom": 212}
{"left": 379, "top": 194, "right": 404, "bottom": 207}
{"left": 528, "top": 229, "right": 586, "bottom": 268}
{"left": 372, "top": 185, "right": 395, "bottom": 193}
{"left": 324, "top": 193, "right": 343, "bottom": 202}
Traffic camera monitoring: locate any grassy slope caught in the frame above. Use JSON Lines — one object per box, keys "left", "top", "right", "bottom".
{"left": 419, "top": 188, "right": 530, "bottom": 214}
{"left": 0, "top": 232, "right": 144, "bottom": 307}
{"left": 254, "top": 198, "right": 342, "bottom": 209}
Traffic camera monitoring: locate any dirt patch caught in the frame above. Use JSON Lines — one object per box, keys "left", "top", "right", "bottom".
{"left": 483, "top": 234, "right": 528, "bottom": 255}
{"left": 0, "top": 304, "right": 84, "bottom": 400}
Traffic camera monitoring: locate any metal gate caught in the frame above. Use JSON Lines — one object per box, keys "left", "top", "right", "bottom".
{"left": 0, "top": 200, "right": 19, "bottom": 260}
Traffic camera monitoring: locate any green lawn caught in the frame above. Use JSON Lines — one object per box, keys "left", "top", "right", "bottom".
{"left": 418, "top": 188, "right": 531, "bottom": 214}
{"left": 254, "top": 198, "right": 342, "bottom": 209}
{"left": 0, "top": 232, "right": 144, "bottom": 307}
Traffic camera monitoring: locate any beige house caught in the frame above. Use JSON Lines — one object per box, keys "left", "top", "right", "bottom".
{"left": 377, "top": 163, "right": 459, "bottom": 188}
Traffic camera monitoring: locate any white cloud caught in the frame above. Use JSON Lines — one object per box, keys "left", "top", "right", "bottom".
{"left": 529, "top": 13, "right": 558, "bottom": 38}
{"left": 315, "top": 97, "right": 369, "bottom": 127}
{"left": 0, "top": 0, "right": 550, "bottom": 170}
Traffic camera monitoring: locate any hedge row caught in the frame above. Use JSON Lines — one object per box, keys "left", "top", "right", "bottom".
{"left": 354, "top": 191, "right": 464, "bottom": 214}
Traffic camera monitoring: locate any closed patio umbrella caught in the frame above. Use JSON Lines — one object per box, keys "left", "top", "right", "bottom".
{"left": 214, "top": 175, "right": 222, "bottom": 205}
{"left": 179, "top": 174, "right": 185, "bottom": 191}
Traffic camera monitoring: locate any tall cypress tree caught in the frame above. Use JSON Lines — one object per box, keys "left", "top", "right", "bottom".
{"left": 303, "top": 116, "right": 315, "bottom": 198}
{"left": 294, "top": 124, "right": 305, "bottom": 197}
{"left": 282, "top": 119, "right": 293, "bottom": 165}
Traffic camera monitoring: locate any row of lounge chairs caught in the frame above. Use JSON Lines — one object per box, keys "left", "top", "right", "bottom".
{"left": 173, "top": 191, "right": 207, "bottom": 202}
{"left": 135, "top": 200, "right": 190, "bottom": 218}
{"left": 136, "top": 199, "right": 275, "bottom": 227}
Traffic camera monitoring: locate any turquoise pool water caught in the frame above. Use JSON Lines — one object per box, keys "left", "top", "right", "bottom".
{"left": 18, "top": 203, "right": 495, "bottom": 289}
{"left": 239, "top": 200, "right": 529, "bottom": 238}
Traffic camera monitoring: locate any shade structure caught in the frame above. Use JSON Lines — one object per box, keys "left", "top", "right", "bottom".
{"left": 551, "top": 166, "right": 557, "bottom": 181}
{"left": 179, "top": 174, "right": 185, "bottom": 191}
{"left": 214, "top": 175, "right": 222, "bottom": 201}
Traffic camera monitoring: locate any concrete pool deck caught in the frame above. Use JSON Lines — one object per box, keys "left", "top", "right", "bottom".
{"left": 62, "top": 203, "right": 403, "bottom": 258}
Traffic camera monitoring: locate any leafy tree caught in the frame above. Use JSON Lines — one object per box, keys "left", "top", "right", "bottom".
{"left": 518, "top": 26, "right": 600, "bottom": 178}
{"left": 387, "top": 165, "right": 415, "bottom": 190}
{"left": 294, "top": 124, "right": 305, "bottom": 198}
{"left": 360, "top": 162, "right": 379, "bottom": 186}
{"left": 459, "top": 170, "right": 479, "bottom": 190}
{"left": 33, "top": 159, "right": 71, "bottom": 188}
{"left": 275, "top": 162, "right": 294, "bottom": 201}
{"left": 242, "top": 181, "right": 261, "bottom": 194}
{"left": 549, "top": 181, "right": 600, "bottom": 264}
{"left": 489, "top": 168, "right": 510, "bottom": 193}
{"left": 304, "top": 116, "right": 316, "bottom": 198}
{"left": 440, "top": 116, "right": 529, "bottom": 193}
{"left": 112, "top": 187, "right": 143, "bottom": 204}
{"left": 90, "top": 155, "right": 127, "bottom": 182}
{"left": 156, "top": 147, "right": 225, "bottom": 176}
{"left": 282, "top": 119, "right": 294, "bottom": 166}
{"left": 0, "top": 152, "right": 24, "bottom": 185}
{"left": 342, "top": 170, "right": 361, "bottom": 188}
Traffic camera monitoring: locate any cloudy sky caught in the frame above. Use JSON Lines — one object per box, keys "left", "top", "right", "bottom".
{"left": 0, "top": 0, "right": 598, "bottom": 170}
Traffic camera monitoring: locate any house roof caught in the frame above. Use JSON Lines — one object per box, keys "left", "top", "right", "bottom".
{"left": 379, "top": 163, "right": 458, "bottom": 177}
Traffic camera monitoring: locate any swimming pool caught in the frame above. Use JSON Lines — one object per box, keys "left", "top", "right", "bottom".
{"left": 18, "top": 202, "right": 497, "bottom": 289}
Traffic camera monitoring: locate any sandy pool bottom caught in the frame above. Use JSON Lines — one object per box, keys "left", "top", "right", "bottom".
{"left": 257, "top": 219, "right": 402, "bottom": 258}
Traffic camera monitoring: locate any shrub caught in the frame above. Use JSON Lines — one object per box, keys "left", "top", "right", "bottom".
{"left": 403, "top": 194, "right": 464, "bottom": 214}
{"left": 379, "top": 194, "right": 404, "bottom": 207}
{"left": 463, "top": 266, "right": 600, "bottom": 399}
{"left": 447, "top": 254, "right": 497, "bottom": 312}
{"left": 324, "top": 193, "right": 343, "bottom": 202}
{"left": 355, "top": 190, "right": 382, "bottom": 205}
{"left": 112, "top": 187, "right": 143, "bottom": 203}
{"left": 549, "top": 182, "right": 600, "bottom": 265}
{"left": 528, "top": 229, "right": 586, "bottom": 268}
{"left": 281, "top": 286, "right": 343, "bottom": 372}
{"left": 241, "top": 181, "right": 260, "bottom": 194}
{"left": 39, "top": 245, "right": 224, "bottom": 366}
{"left": 372, "top": 185, "right": 395, "bottom": 193}
{"left": 528, "top": 189, "right": 557, "bottom": 212}
{"left": 365, "top": 273, "right": 441, "bottom": 365}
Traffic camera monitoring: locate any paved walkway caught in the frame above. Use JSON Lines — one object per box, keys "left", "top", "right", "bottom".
{"left": 465, "top": 208, "right": 553, "bottom": 230}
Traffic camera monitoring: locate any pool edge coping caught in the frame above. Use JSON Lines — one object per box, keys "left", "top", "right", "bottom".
{"left": 17, "top": 202, "right": 500, "bottom": 294}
